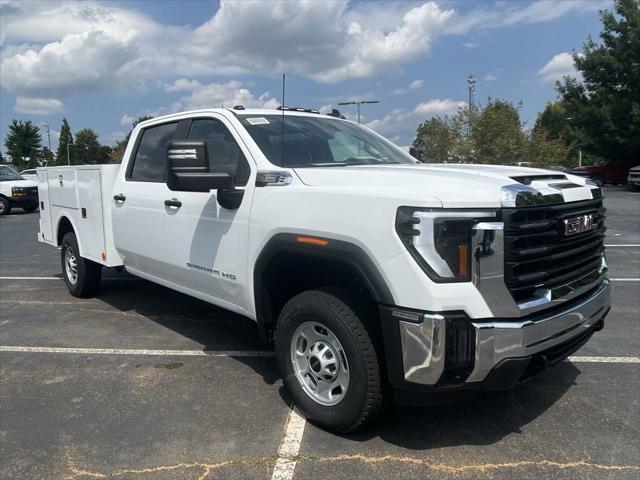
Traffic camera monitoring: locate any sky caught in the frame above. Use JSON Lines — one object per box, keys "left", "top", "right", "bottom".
{"left": 0, "top": 0, "right": 611, "bottom": 154}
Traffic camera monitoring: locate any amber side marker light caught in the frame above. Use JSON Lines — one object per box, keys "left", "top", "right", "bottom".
{"left": 296, "top": 236, "right": 329, "bottom": 247}
{"left": 101, "top": 252, "right": 107, "bottom": 261}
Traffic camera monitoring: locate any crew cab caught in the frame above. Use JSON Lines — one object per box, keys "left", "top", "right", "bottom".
{"left": 571, "top": 158, "right": 640, "bottom": 186}
{"left": 36, "top": 108, "right": 610, "bottom": 432}
{"left": 0, "top": 164, "right": 39, "bottom": 215}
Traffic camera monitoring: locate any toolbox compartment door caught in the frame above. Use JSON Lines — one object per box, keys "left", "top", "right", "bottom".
{"left": 76, "top": 169, "right": 106, "bottom": 261}
{"left": 36, "top": 169, "right": 53, "bottom": 241}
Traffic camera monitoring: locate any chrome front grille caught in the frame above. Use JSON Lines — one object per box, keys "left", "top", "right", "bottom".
{"left": 502, "top": 199, "right": 606, "bottom": 303}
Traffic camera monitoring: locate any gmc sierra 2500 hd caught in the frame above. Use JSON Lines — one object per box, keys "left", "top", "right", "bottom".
{"left": 37, "top": 107, "right": 610, "bottom": 432}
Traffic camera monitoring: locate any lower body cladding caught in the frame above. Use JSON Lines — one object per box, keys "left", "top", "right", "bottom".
{"left": 379, "top": 279, "right": 611, "bottom": 406}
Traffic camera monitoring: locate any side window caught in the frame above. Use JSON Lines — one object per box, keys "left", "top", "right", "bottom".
{"left": 130, "top": 122, "right": 178, "bottom": 182}
{"left": 188, "top": 118, "right": 250, "bottom": 186}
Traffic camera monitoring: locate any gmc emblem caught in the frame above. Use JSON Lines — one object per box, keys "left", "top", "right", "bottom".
{"left": 564, "top": 214, "right": 596, "bottom": 236}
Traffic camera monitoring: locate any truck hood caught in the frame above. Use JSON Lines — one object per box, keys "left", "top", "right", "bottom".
{"left": 293, "top": 163, "right": 596, "bottom": 208}
{"left": 0, "top": 179, "right": 37, "bottom": 188}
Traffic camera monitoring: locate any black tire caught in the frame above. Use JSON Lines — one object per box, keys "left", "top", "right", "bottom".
{"left": 275, "top": 287, "right": 383, "bottom": 433}
{"left": 22, "top": 203, "right": 38, "bottom": 213}
{"left": 0, "top": 197, "right": 11, "bottom": 216}
{"left": 61, "top": 232, "right": 102, "bottom": 297}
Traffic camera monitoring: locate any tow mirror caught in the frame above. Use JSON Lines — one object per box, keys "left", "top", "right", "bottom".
{"left": 167, "top": 140, "right": 234, "bottom": 192}
{"left": 166, "top": 140, "right": 244, "bottom": 209}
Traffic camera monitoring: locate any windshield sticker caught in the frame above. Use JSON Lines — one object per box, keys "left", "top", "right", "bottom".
{"left": 246, "top": 117, "right": 270, "bottom": 125}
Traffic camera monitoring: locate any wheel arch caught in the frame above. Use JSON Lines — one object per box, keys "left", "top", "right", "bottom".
{"left": 55, "top": 214, "right": 84, "bottom": 256}
{"left": 253, "top": 233, "right": 393, "bottom": 342}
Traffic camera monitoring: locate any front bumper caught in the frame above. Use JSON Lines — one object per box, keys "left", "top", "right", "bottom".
{"left": 9, "top": 194, "right": 38, "bottom": 207}
{"left": 380, "top": 278, "right": 610, "bottom": 402}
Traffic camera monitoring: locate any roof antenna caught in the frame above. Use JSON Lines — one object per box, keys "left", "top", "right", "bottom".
{"left": 281, "top": 73, "right": 285, "bottom": 165}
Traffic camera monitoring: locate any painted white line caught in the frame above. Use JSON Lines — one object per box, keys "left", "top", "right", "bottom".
{"left": 609, "top": 278, "right": 640, "bottom": 282}
{"left": 605, "top": 244, "right": 640, "bottom": 247}
{"left": 271, "top": 407, "right": 307, "bottom": 480}
{"left": 0, "top": 346, "right": 274, "bottom": 357}
{"left": 569, "top": 356, "right": 640, "bottom": 364}
{"left": 0, "top": 276, "right": 139, "bottom": 281}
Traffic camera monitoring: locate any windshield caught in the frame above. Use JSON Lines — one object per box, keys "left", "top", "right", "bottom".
{"left": 0, "top": 165, "right": 23, "bottom": 181}
{"left": 239, "top": 114, "right": 416, "bottom": 168}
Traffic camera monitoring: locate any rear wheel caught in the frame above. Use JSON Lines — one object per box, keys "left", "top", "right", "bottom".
{"left": 275, "top": 288, "right": 383, "bottom": 433}
{"left": 61, "top": 232, "right": 102, "bottom": 297}
{"left": 0, "top": 197, "right": 10, "bottom": 216}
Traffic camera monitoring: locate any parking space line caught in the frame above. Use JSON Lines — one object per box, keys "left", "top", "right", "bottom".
{"left": 609, "top": 278, "right": 640, "bottom": 282}
{"left": 271, "top": 407, "right": 307, "bottom": 480}
{"left": 569, "top": 356, "right": 640, "bottom": 363}
{"left": 0, "top": 276, "right": 140, "bottom": 280}
{"left": 604, "top": 244, "right": 640, "bottom": 247}
{"left": 0, "top": 346, "right": 274, "bottom": 357}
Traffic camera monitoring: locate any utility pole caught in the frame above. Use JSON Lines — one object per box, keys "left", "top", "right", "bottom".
{"left": 338, "top": 100, "right": 380, "bottom": 124}
{"left": 66, "top": 140, "right": 73, "bottom": 166}
{"left": 467, "top": 75, "right": 476, "bottom": 137}
{"left": 40, "top": 123, "right": 51, "bottom": 166}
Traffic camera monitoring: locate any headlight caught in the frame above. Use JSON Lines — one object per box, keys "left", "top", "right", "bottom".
{"left": 396, "top": 207, "right": 494, "bottom": 282}
{"left": 11, "top": 187, "right": 26, "bottom": 197}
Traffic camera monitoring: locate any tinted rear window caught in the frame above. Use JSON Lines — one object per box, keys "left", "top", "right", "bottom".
{"left": 130, "top": 122, "right": 178, "bottom": 182}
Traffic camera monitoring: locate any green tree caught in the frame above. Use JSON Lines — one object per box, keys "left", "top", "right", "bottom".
{"left": 472, "top": 99, "right": 526, "bottom": 164}
{"left": 555, "top": 0, "right": 640, "bottom": 162}
{"left": 414, "top": 116, "right": 457, "bottom": 163}
{"left": 74, "top": 128, "right": 101, "bottom": 164}
{"left": 4, "top": 120, "right": 42, "bottom": 170}
{"left": 109, "top": 115, "right": 153, "bottom": 163}
{"left": 55, "top": 118, "right": 74, "bottom": 165}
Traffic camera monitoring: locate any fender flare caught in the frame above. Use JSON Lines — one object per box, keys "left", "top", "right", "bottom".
{"left": 253, "top": 233, "right": 394, "bottom": 339}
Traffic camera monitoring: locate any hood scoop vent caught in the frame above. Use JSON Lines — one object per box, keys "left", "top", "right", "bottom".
{"left": 511, "top": 174, "right": 566, "bottom": 185}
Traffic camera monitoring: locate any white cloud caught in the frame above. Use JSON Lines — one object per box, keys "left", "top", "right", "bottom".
{"left": 14, "top": 97, "right": 63, "bottom": 115}
{"left": 367, "top": 98, "right": 465, "bottom": 142}
{"left": 393, "top": 79, "right": 424, "bottom": 95}
{"left": 120, "top": 114, "right": 136, "bottom": 126}
{"left": 483, "top": 74, "right": 497, "bottom": 82}
{"left": 463, "top": 42, "right": 478, "bottom": 49}
{"left": 536, "top": 52, "right": 581, "bottom": 84}
{"left": 447, "top": 0, "right": 610, "bottom": 34}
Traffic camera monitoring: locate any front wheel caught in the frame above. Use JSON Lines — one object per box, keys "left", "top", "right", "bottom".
{"left": 275, "top": 288, "right": 383, "bottom": 433}
{"left": 0, "top": 197, "right": 11, "bottom": 216}
{"left": 61, "top": 232, "right": 102, "bottom": 297}
{"left": 22, "top": 203, "right": 38, "bottom": 213}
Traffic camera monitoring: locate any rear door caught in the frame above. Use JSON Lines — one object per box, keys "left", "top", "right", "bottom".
{"left": 111, "top": 120, "right": 182, "bottom": 275}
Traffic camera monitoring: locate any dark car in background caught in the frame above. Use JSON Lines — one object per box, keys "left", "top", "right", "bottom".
{"left": 571, "top": 159, "right": 640, "bottom": 186}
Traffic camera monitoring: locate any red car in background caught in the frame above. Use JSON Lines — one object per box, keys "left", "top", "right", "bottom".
{"left": 571, "top": 159, "right": 640, "bottom": 186}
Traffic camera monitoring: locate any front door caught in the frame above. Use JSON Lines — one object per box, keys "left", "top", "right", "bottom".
{"left": 161, "top": 115, "right": 255, "bottom": 315}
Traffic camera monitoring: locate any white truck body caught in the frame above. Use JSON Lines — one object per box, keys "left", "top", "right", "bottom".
{"left": 36, "top": 108, "right": 611, "bottom": 431}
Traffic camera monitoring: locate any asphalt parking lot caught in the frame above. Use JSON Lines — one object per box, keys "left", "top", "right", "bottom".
{"left": 1, "top": 186, "right": 638, "bottom": 480}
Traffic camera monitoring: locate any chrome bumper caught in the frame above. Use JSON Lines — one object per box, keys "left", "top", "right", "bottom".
{"left": 398, "top": 278, "right": 610, "bottom": 386}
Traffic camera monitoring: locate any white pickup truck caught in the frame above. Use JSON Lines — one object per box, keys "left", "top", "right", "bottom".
{"left": 37, "top": 108, "right": 610, "bottom": 432}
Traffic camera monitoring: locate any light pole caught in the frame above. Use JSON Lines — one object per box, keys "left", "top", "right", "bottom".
{"left": 565, "top": 117, "right": 582, "bottom": 167}
{"left": 66, "top": 139, "right": 73, "bottom": 166}
{"left": 467, "top": 74, "right": 476, "bottom": 138}
{"left": 337, "top": 100, "right": 380, "bottom": 124}
{"left": 40, "top": 123, "right": 51, "bottom": 166}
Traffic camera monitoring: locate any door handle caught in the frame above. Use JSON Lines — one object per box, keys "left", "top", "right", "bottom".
{"left": 113, "top": 193, "right": 126, "bottom": 202}
{"left": 164, "top": 198, "right": 182, "bottom": 208}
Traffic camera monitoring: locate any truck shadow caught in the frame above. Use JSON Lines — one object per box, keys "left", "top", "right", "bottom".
{"left": 95, "top": 276, "right": 280, "bottom": 385}
{"left": 337, "top": 363, "right": 580, "bottom": 449}
{"left": 96, "top": 274, "right": 580, "bottom": 450}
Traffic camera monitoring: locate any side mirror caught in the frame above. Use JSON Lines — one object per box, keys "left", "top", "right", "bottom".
{"left": 167, "top": 140, "right": 234, "bottom": 192}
